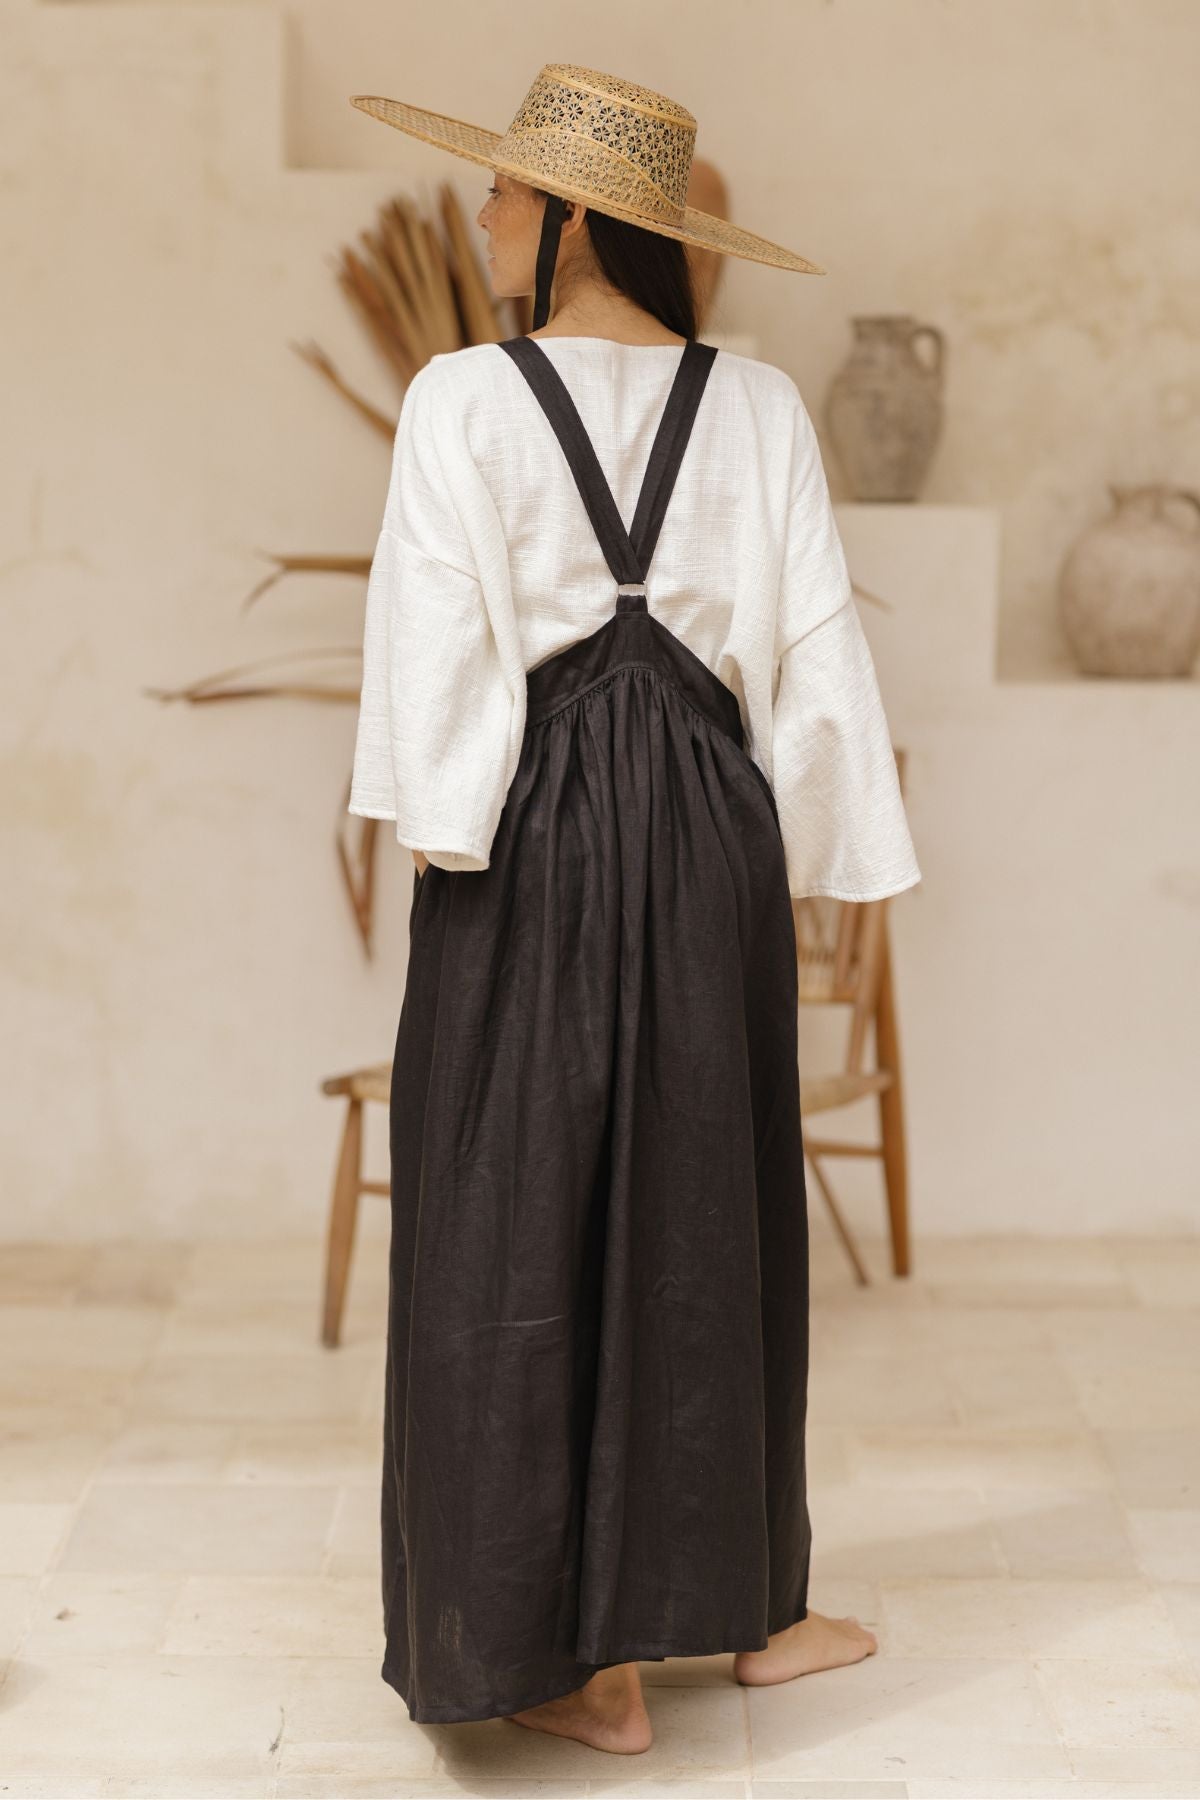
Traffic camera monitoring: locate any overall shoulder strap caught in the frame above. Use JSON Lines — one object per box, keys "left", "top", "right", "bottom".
{"left": 627, "top": 340, "right": 718, "bottom": 577}
{"left": 498, "top": 337, "right": 718, "bottom": 593}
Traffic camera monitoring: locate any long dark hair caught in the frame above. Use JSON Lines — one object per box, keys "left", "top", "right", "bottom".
{"left": 534, "top": 187, "right": 698, "bottom": 340}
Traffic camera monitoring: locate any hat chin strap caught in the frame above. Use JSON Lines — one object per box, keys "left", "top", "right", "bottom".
{"left": 532, "top": 192, "right": 567, "bottom": 330}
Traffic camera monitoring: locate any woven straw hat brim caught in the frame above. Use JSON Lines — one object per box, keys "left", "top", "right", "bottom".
{"left": 350, "top": 95, "right": 827, "bottom": 276}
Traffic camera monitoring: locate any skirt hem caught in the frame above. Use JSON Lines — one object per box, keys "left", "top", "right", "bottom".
{"left": 381, "top": 1655, "right": 615, "bottom": 1726}
{"left": 381, "top": 1604, "right": 810, "bottom": 1725}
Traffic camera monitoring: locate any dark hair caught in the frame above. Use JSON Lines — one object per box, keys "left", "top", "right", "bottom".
{"left": 534, "top": 188, "right": 698, "bottom": 340}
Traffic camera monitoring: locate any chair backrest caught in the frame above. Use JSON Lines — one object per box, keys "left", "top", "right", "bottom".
{"left": 792, "top": 746, "right": 908, "bottom": 1076}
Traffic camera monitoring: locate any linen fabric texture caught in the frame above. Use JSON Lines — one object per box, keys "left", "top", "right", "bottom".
{"left": 349, "top": 338, "right": 921, "bottom": 902}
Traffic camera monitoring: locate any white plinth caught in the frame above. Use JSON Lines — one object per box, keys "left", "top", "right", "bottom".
{"left": 816, "top": 503, "right": 1199, "bottom": 1239}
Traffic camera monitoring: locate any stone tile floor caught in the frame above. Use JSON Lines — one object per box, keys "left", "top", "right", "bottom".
{"left": 0, "top": 1226, "right": 1198, "bottom": 1798}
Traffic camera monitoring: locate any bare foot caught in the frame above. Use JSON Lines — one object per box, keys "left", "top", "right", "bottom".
{"left": 503, "top": 1660, "right": 652, "bottom": 1754}
{"left": 733, "top": 1609, "right": 878, "bottom": 1685}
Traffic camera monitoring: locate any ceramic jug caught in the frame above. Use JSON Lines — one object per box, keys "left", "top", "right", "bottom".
{"left": 1057, "top": 485, "right": 1200, "bottom": 677}
{"left": 824, "top": 315, "right": 945, "bottom": 501}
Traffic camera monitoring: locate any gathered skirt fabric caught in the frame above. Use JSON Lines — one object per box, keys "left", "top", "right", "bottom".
{"left": 383, "top": 596, "right": 812, "bottom": 1724}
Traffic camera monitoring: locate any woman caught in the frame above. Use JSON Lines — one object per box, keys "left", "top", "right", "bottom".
{"left": 348, "top": 64, "right": 921, "bottom": 1754}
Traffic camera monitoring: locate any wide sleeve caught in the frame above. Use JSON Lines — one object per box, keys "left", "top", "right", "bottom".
{"left": 769, "top": 391, "right": 922, "bottom": 902}
{"left": 347, "top": 364, "right": 517, "bottom": 873}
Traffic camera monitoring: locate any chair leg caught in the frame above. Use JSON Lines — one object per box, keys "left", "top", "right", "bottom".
{"left": 806, "top": 1152, "right": 871, "bottom": 1286}
{"left": 322, "top": 1097, "right": 363, "bottom": 1348}
{"left": 874, "top": 929, "right": 911, "bottom": 1277}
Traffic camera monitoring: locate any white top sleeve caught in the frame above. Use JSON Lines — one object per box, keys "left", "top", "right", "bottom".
{"left": 348, "top": 365, "right": 518, "bottom": 873}
{"left": 769, "top": 393, "right": 922, "bottom": 902}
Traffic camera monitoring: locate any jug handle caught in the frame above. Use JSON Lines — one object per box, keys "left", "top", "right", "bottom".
{"left": 910, "top": 324, "right": 945, "bottom": 375}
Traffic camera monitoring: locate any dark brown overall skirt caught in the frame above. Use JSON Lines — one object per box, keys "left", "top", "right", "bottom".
{"left": 382, "top": 335, "right": 811, "bottom": 1724}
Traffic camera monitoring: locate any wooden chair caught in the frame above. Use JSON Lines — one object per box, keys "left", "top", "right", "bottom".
{"left": 318, "top": 1061, "right": 390, "bottom": 1347}
{"left": 795, "top": 745, "right": 913, "bottom": 1285}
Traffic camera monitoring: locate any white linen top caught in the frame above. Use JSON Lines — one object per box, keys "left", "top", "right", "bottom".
{"left": 348, "top": 336, "right": 921, "bottom": 902}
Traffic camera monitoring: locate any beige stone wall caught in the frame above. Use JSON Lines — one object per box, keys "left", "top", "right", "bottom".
{"left": 3, "top": 1, "right": 1197, "bottom": 1240}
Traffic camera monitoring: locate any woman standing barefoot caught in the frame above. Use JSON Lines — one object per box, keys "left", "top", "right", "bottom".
{"left": 348, "top": 62, "right": 919, "bottom": 1741}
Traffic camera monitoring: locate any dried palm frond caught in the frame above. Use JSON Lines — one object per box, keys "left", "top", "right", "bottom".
{"left": 144, "top": 646, "right": 363, "bottom": 707}
{"left": 289, "top": 341, "right": 396, "bottom": 442}
{"left": 336, "top": 801, "right": 382, "bottom": 958}
{"left": 241, "top": 552, "right": 373, "bottom": 611}
{"left": 851, "top": 581, "right": 891, "bottom": 612}
{"left": 381, "top": 195, "right": 460, "bottom": 355}
{"left": 335, "top": 244, "right": 417, "bottom": 385}
{"left": 331, "top": 183, "right": 494, "bottom": 384}
{"left": 440, "top": 184, "right": 501, "bottom": 346}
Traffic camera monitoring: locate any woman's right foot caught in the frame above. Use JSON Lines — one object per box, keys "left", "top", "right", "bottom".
{"left": 503, "top": 1660, "right": 652, "bottom": 1753}
{"left": 733, "top": 1608, "right": 878, "bottom": 1685}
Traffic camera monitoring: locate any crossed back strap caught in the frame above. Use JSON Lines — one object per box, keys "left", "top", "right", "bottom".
{"left": 498, "top": 336, "right": 719, "bottom": 593}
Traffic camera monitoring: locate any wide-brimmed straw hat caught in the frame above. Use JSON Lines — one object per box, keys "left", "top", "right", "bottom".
{"left": 350, "top": 63, "right": 826, "bottom": 328}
